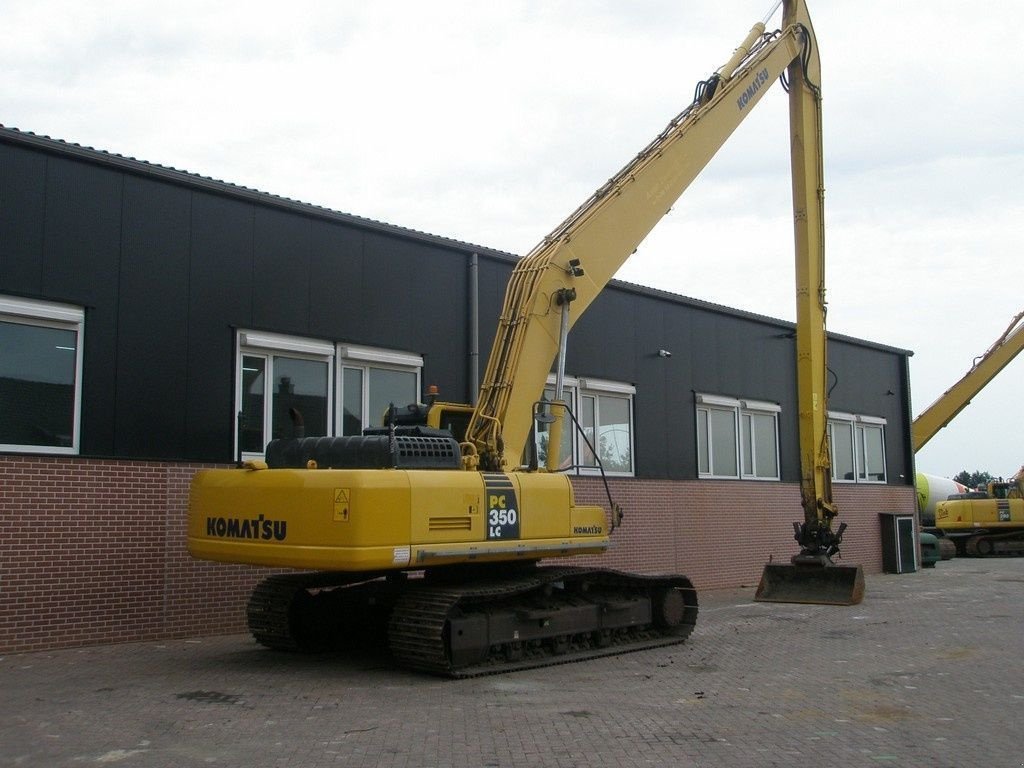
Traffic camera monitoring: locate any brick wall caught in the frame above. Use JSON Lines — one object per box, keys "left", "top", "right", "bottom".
{"left": 0, "top": 457, "right": 915, "bottom": 653}
{"left": 570, "top": 476, "right": 912, "bottom": 590}
{"left": 0, "top": 456, "right": 273, "bottom": 654}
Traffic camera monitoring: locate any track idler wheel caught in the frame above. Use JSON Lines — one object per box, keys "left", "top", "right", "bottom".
{"left": 651, "top": 587, "right": 687, "bottom": 631}
{"left": 965, "top": 536, "right": 993, "bottom": 557}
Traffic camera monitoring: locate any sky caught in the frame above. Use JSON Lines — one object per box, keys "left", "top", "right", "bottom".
{"left": 2, "top": 0, "right": 1021, "bottom": 479}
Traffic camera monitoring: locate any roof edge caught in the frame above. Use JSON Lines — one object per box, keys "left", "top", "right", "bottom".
{"left": 0, "top": 125, "right": 911, "bottom": 358}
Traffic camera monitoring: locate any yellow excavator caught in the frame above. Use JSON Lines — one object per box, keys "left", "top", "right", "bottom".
{"left": 913, "top": 310, "right": 1023, "bottom": 555}
{"left": 934, "top": 467, "right": 1024, "bottom": 556}
{"left": 188, "top": 0, "right": 860, "bottom": 677}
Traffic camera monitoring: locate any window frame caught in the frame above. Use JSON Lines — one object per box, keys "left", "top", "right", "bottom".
{"left": 535, "top": 375, "right": 636, "bottom": 477}
{"left": 696, "top": 393, "right": 781, "bottom": 481}
{"left": 576, "top": 378, "right": 636, "bottom": 477}
{"left": 235, "top": 330, "right": 335, "bottom": 460}
{"left": 337, "top": 345, "right": 423, "bottom": 436}
{"left": 828, "top": 411, "right": 887, "bottom": 484}
{"left": 0, "top": 296, "right": 84, "bottom": 455}
{"left": 536, "top": 376, "right": 579, "bottom": 472}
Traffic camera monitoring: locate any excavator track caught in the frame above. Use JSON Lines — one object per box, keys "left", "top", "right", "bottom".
{"left": 247, "top": 571, "right": 392, "bottom": 652}
{"left": 960, "top": 531, "right": 1024, "bottom": 557}
{"left": 388, "top": 566, "right": 698, "bottom": 678}
{"left": 247, "top": 566, "right": 698, "bottom": 677}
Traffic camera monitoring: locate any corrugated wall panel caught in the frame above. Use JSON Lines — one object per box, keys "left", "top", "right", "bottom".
{"left": 186, "top": 192, "right": 257, "bottom": 461}
{"left": 115, "top": 175, "right": 191, "bottom": 458}
{"left": 41, "top": 157, "right": 123, "bottom": 455}
{"left": 252, "top": 207, "right": 312, "bottom": 334}
{"left": 0, "top": 145, "right": 46, "bottom": 293}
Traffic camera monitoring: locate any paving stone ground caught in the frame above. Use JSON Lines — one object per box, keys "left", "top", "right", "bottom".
{"left": 3, "top": 556, "right": 1022, "bottom": 767}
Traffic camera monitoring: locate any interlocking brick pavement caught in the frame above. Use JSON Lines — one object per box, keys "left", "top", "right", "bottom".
{"left": 2, "top": 557, "right": 1022, "bottom": 767}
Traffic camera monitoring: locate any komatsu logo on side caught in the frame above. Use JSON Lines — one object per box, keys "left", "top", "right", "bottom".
{"left": 736, "top": 68, "right": 771, "bottom": 111}
{"left": 206, "top": 515, "right": 287, "bottom": 541}
{"left": 573, "top": 525, "right": 603, "bottom": 535}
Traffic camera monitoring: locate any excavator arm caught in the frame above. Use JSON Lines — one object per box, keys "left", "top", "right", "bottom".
{"left": 463, "top": 0, "right": 862, "bottom": 604}
{"left": 912, "top": 310, "right": 1024, "bottom": 452}
{"left": 465, "top": 1, "right": 825, "bottom": 477}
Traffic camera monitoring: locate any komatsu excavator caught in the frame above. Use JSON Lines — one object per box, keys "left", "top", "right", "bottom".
{"left": 912, "top": 310, "right": 1023, "bottom": 555}
{"left": 188, "top": 0, "right": 860, "bottom": 677}
{"left": 934, "top": 467, "right": 1024, "bottom": 556}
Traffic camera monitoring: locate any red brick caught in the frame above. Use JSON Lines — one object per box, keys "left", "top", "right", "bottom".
{"left": 0, "top": 456, "right": 912, "bottom": 653}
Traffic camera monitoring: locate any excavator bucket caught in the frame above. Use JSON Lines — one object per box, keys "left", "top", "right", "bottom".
{"left": 754, "top": 563, "right": 865, "bottom": 605}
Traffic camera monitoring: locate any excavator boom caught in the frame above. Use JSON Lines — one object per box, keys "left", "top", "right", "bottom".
{"left": 912, "top": 310, "right": 1024, "bottom": 452}
{"left": 755, "top": 0, "right": 862, "bottom": 606}
{"left": 467, "top": 4, "right": 813, "bottom": 470}
{"left": 462, "top": 0, "right": 862, "bottom": 604}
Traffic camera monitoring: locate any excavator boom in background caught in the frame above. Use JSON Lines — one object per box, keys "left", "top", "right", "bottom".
{"left": 187, "top": 0, "right": 859, "bottom": 677}
{"left": 913, "top": 310, "right": 1024, "bottom": 453}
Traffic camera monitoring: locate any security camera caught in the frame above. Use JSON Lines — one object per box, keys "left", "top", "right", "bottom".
{"left": 658, "top": 349, "right": 672, "bottom": 358}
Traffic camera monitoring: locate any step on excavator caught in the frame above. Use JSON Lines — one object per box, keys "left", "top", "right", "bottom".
{"left": 188, "top": 0, "right": 862, "bottom": 677}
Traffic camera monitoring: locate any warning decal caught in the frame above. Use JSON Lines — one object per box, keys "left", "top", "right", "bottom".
{"left": 334, "top": 488, "right": 350, "bottom": 522}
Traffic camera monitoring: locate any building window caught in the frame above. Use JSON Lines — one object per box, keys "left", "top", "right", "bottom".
{"left": 338, "top": 345, "right": 422, "bottom": 435}
{"left": 535, "top": 376, "right": 635, "bottom": 476}
{"left": 236, "top": 331, "right": 334, "bottom": 457}
{"left": 696, "top": 394, "right": 780, "bottom": 480}
{"left": 829, "top": 412, "right": 886, "bottom": 483}
{"left": 579, "top": 379, "right": 635, "bottom": 474}
{"left": 0, "top": 296, "right": 84, "bottom": 454}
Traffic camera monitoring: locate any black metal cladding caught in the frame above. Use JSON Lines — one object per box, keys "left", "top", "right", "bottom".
{"left": 0, "top": 129, "right": 912, "bottom": 487}
{"left": 116, "top": 175, "right": 192, "bottom": 458}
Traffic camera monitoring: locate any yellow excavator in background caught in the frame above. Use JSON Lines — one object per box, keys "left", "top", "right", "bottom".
{"left": 912, "top": 310, "right": 1023, "bottom": 556}
{"left": 934, "top": 467, "right": 1024, "bottom": 556}
{"left": 188, "top": 0, "right": 860, "bottom": 677}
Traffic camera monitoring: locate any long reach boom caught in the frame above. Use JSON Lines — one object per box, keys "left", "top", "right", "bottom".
{"left": 465, "top": 2, "right": 859, "bottom": 601}
{"left": 912, "top": 310, "right": 1024, "bottom": 452}
{"left": 466, "top": 0, "right": 824, "bottom": 478}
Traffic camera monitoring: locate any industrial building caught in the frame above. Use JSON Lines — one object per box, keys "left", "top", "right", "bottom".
{"left": 0, "top": 126, "right": 916, "bottom": 653}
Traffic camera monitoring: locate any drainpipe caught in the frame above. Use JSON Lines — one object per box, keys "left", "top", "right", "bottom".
{"left": 468, "top": 252, "right": 480, "bottom": 404}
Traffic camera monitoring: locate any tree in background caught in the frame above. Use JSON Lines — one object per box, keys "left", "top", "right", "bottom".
{"left": 954, "top": 470, "right": 994, "bottom": 490}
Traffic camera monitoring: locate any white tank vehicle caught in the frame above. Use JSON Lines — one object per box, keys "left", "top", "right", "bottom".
{"left": 916, "top": 472, "right": 967, "bottom": 526}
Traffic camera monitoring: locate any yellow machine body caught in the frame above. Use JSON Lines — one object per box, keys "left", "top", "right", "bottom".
{"left": 930, "top": 468, "right": 1024, "bottom": 556}
{"left": 189, "top": 467, "right": 609, "bottom": 571}
{"left": 935, "top": 495, "right": 1024, "bottom": 532}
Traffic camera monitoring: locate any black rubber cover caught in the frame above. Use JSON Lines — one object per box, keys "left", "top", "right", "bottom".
{"left": 265, "top": 434, "right": 461, "bottom": 470}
